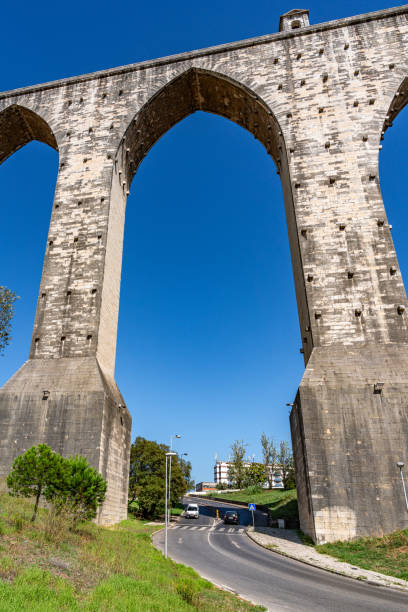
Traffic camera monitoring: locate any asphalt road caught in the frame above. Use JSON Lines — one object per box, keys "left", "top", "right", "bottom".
{"left": 153, "top": 496, "right": 408, "bottom": 612}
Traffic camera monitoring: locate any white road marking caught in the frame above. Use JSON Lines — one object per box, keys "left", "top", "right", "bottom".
{"left": 218, "top": 527, "right": 225, "bottom": 532}
{"left": 178, "top": 537, "right": 183, "bottom": 544}
{"left": 232, "top": 540, "right": 240, "bottom": 549}
{"left": 228, "top": 528, "right": 234, "bottom": 533}
{"left": 180, "top": 526, "right": 189, "bottom": 530}
{"left": 238, "top": 528, "right": 244, "bottom": 533}
{"left": 199, "top": 526, "right": 207, "bottom": 530}
{"left": 190, "top": 526, "right": 198, "bottom": 530}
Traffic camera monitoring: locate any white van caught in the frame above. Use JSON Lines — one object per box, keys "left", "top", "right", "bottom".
{"left": 185, "top": 503, "right": 199, "bottom": 519}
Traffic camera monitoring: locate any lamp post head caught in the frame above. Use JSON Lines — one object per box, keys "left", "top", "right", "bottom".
{"left": 286, "top": 402, "right": 295, "bottom": 407}
{"left": 166, "top": 451, "right": 177, "bottom": 456}
{"left": 175, "top": 434, "right": 181, "bottom": 439}
{"left": 397, "top": 461, "right": 404, "bottom": 469}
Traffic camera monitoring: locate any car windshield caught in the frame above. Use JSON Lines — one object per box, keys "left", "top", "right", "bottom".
{"left": 187, "top": 505, "right": 198, "bottom": 511}
{"left": 226, "top": 511, "right": 237, "bottom": 517}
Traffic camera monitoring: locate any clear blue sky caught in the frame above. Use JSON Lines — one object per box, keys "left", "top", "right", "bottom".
{"left": 1, "top": 1, "right": 407, "bottom": 483}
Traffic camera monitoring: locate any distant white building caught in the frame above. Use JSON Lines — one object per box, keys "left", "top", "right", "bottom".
{"left": 213, "top": 460, "right": 284, "bottom": 488}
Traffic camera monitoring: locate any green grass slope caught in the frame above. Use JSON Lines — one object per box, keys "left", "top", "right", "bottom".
{"left": 316, "top": 529, "right": 408, "bottom": 581}
{"left": 0, "top": 491, "right": 264, "bottom": 611}
{"left": 210, "top": 489, "right": 298, "bottom": 520}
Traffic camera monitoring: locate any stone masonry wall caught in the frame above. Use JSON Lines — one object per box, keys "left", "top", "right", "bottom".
{"left": 0, "top": 5, "right": 408, "bottom": 534}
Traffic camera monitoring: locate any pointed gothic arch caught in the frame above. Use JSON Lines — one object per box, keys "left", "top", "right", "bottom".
{"left": 115, "top": 68, "right": 286, "bottom": 193}
{"left": 0, "top": 105, "right": 58, "bottom": 165}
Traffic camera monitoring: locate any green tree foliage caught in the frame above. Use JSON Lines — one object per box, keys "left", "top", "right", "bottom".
{"left": 260, "top": 433, "right": 278, "bottom": 489}
{"left": 216, "top": 482, "right": 228, "bottom": 490}
{"left": 54, "top": 456, "right": 107, "bottom": 526}
{"left": 128, "top": 437, "right": 189, "bottom": 519}
{"left": 0, "top": 286, "right": 18, "bottom": 356}
{"left": 227, "top": 440, "right": 247, "bottom": 489}
{"left": 7, "top": 445, "right": 107, "bottom": 525}
{"left": 179, "top": 456, "right": 194, "bottom": 491}
{"left": 7, "top": 445, "right": 65, "bottom": 522}
{"left": 278, "top": 441, "right": 295, "bottom": 490}
{"left": 243, "top": 462, "right": 267, "bottom": 488}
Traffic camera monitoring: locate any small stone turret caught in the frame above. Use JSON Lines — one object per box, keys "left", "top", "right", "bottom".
{"left": 279, "top": 9, "right": 310, "bottom": 32}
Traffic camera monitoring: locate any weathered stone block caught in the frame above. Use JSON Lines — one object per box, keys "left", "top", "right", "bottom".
{"left": 0, "top": 358, "right": 130, "bottom": 524}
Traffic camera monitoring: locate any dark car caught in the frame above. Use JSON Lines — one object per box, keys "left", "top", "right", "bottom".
{"left": 223, "top": 510, "right": 239, "bottom": 525}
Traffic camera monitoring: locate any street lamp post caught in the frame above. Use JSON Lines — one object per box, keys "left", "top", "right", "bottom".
{"left": 168, "top": 434, "right": 181, "bottom": 522}
{"left": 165, "top": 451, "right": 177, "bottom": 558}
{"left": 397, "top": 462, "right": 408, "bottom": 512}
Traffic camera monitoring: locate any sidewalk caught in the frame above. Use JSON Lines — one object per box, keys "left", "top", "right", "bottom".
{"left": 247, "top": 526, "right": 408, "bottom": 592}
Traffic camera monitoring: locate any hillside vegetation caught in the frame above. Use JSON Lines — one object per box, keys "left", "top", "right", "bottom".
{"left": 210, "top": 488, "right": 298, "bottom": 520}
{"left": 0, "top": 490, "right": 264, "bottom": 611}
{"left": 316, "top": 529, "right": 408, "bottom": 581}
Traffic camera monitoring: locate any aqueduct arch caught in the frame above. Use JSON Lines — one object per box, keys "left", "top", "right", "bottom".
{"left": 0, "top": 105, "right": 58, "bottom": 163}
{"left": 1, "top": 6, "right": 408, "bottom": 541}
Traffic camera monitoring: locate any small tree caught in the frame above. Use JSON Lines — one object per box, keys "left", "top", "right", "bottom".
{"left": 7, "top": 444, "right": 64, "bottom": 522}
{"left": 261, "top": 433, "right": 279, "bottom": 489}
{"left": 278, "top": 441, "right": 295, "bottom": 490}
{"left": 7, "top": 445, "right": 107, "bottom": 526}
{"left": 179, "top": 456, "right": 194, "bottom": 492}
{"left": 227, "top": 440, "right": 247, "bottom": 489}
{"left": 244, "top": 462, "right": 267, "bottom": 488}
{"left": 0, "top": 286, "right": 19, "bottom": 356}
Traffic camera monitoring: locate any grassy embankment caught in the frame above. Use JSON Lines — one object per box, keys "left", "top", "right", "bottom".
{"left": 315, "top": 530, "right": 408, "bottom": 581}
{"left": 0, "top": 491, "right": 265, "bottom": 611}
{"left": 209, "top": 488, "right": 298, "bottom": 520}
{"left": 170, "top": 502, "right": 185, "bottom": 516}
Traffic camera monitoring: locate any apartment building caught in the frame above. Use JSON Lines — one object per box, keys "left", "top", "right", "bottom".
{"left": 213, "top": 460, "right": 284, "bottom": 488}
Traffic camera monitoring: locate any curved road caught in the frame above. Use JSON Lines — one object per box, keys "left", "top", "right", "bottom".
{"left": 153, "top": 497, "right": 408, "bottom": 612}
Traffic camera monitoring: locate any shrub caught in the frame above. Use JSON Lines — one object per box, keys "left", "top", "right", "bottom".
{"left": 246, "top": 484, "right": 263, "bottom": 495}
{"left": 175, "top": 578, "right": 199, "bottom": 605}
{"left": 52, "top": 456, "right": 107, "bottom": 527}
{"left": 216, "top": 482, "right": 228, "bottom": 490}
{"left": 11, "top": 515, "right": 24, "bottom": 532}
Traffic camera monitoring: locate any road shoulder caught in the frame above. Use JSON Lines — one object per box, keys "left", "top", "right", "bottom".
{"left": 246, "top": 526, "right": 408, "bottom": 592}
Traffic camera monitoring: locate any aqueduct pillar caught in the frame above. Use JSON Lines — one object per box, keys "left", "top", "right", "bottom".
{"left": 1, "top": 6, "right": 408, "bottom": 540}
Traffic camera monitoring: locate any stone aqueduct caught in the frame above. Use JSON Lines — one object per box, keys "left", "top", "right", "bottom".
{"left": 1, "top": 6, "right": 408, "bottom": 542}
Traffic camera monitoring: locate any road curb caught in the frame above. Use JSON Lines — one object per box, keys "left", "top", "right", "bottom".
{"left": 245, "top": 528, "right": 408, "bottom": 593}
